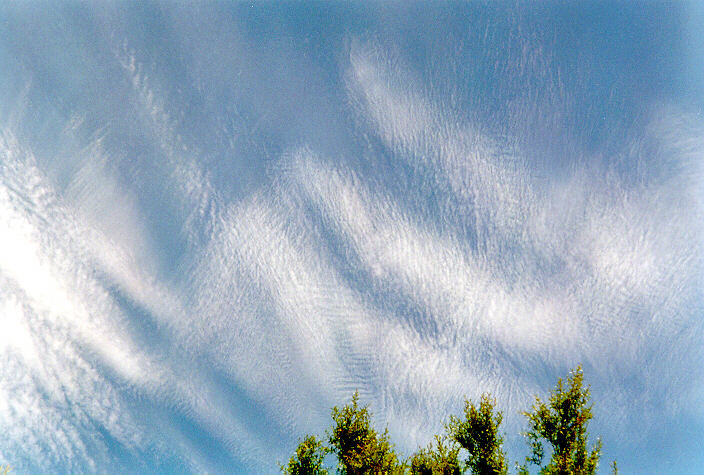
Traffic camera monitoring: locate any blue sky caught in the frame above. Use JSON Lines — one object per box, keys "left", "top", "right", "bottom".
{"left": 1, "top": 1, "right": 703, "bottom": 473}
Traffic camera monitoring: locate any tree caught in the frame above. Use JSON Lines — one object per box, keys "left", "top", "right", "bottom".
{"left": 520, "top": 366, "right": 601, "bottom": 474}
{"left": 448, "top": 394, "right": 508, "bottom": 475}
{"left": 283, "top": 367, "right": 614, "bottom": 474}
{"left": 409, "top": 435, "right": 461, "bottom": 475}
{"left": 328, "top": 391, "right": 401, "bottom": 474}
{"left": 282, "top": 435, "right": 329, "bottom": 475}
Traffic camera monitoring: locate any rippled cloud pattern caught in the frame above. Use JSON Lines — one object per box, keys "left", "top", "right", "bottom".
{"left": 1, "top": 2, "right": 703, "bottom": 473}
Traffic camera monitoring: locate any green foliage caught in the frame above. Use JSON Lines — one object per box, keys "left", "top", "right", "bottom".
{"left": 448, "top": 394, "right": 508, "bottom": 474}
{"left": 283, "top": 367, "right": 613, "bottom": 474}
{"left": 521, "top": 366, "right": 601, "bottom": 475}
{"left": 409, "top": 435, "right": 461, "bottom": 475}
{"left": 282, "top": 435, "right": 329, "bottom": 475}
{"left": 329, "top": 391, "right": 401, "bottom": 474}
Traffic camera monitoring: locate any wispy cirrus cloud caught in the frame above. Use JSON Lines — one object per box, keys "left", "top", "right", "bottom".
{"left": 1, "top": 4, "right": 702, "bottom": 473}
{"left": 344, "top": 39, "right": 704, "bottom": 443}
{"left": 0, "top": 129, "right": 155, "bottom": 471}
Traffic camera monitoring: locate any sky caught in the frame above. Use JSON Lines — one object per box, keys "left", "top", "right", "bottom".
{"left": 0, "top": 1, "right": 703, "bottom": 473}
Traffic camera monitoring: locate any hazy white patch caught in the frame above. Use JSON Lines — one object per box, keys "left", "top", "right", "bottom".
{"left": 63, "top": 131, "right": 158, "bottom": 273}
{"left": 0, "top": 128, "right": 176, "bottom": 470}
{"left": 0, "top": 297, "right": 39, "bottom": 366}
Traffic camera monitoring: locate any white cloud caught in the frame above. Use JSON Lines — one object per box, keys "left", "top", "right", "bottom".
{"left": 0, "top": 129, "right": 165, "bottom": 469}
{"left": 1, "top": 15, "right": 702, "bottom": 472}
{"left": 344, "top": 40, "right": 704, "bottom": 444}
